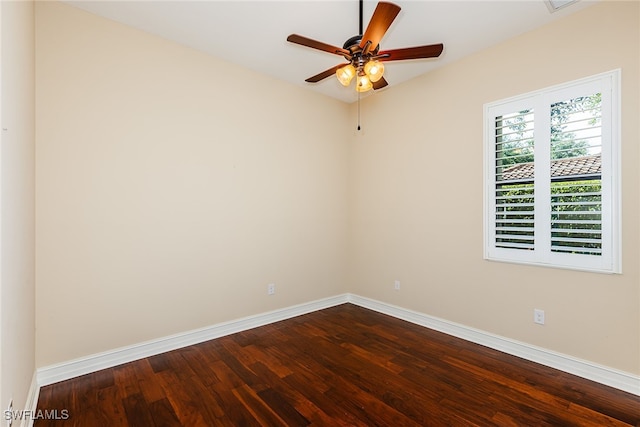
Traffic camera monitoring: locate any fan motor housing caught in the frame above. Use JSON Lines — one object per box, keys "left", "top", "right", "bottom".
{"left": 342, "top": 34, "right": 379, "bottom": 60}
{"left": 343, "top": 35, "right": 363, "bottom": 50}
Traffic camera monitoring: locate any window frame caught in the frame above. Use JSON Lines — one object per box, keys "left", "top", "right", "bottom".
{"left": 483, "top": 70, "right": 621, "bottom": 274}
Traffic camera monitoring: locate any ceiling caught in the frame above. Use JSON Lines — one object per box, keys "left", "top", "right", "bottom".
{"left": 65, "top": 0, "right": 596, "bottom": 104}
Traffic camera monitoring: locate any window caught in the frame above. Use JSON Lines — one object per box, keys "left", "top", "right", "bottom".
{"left": 484, "top": 70, "right": 621, "bottom": 273}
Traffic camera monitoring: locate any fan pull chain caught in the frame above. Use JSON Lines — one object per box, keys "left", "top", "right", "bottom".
{"left": 357, "top": 92, "right": 361, "bottom": 131}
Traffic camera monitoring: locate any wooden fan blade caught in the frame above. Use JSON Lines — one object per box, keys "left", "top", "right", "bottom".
{"left": 378, "top": 43, "right": 444, "bottom": 61}
{"left": 359, "top": 2, "right": 401, "bottom": 52}
{"left": 287, "top": 34, "right": 351, "bottom": 57}
{"left": 305, "top": 64, "right": 346, "bottom": 83}
{"left": 372, "top": 76, "right": 388, "bottom": 90}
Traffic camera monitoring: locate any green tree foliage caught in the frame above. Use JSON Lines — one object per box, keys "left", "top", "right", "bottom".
{"left": 549, "top": 94, "right": 600, "bottom": 159}
{"left": 495, "top": 110, "right": 534, "bottom": 167}
{"left": 496, "top": 93, "right": 601, "bottom": 166}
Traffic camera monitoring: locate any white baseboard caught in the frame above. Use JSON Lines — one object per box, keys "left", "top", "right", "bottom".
{"left": 35, "top": 292, "right": 639, "bottom": 397}
{"left": 36, "top": 294, "right": 349, "bottom": 387}
{"left": 347, "top": 294, "right": 640, "bottom": 396}
{"left": 21, "top": 371, "right": 39, "bottom": 427}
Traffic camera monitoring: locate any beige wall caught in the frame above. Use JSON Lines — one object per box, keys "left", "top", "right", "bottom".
{"left": 1, "top": 0, "right": 36, "bottom": 414}
{"left": 35, "top": 0, "right": 638, "bottom": 379}
{"left": 35, "top": 2, "right": 350, "bottom": 367}
{"left": 349, "top": 0, "right": 639, "bottom": 374}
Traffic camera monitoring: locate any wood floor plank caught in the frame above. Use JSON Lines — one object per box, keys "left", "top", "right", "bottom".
{"left": 249, "top": 361, "right": 344, "bottom": 426}
{"left": 113, "top": 364, "right": 144, "bottom": 399}
{"left": 35, "top": 304, "right": 640, "bottom": 426}
{"left": 122, "top": 392, "right": 156, "bottom": 426}
{"left": 148, "top": 398, "right": 181, "bottom": 427}
{"left": 136, "top": 359, "right": 168, "bottom": 404}
{"left": 206, "top": 377, "right": 262, "bottom": 426}
{"left": 241, "top": 344, "right": 295, "bottom": 378}
{"left": 153, "top": 369, "right": 211, "bottom": 426}
{"left": 232, "top": 384, "right": 291, "bottom": 426}
{"left": 182, "top": 346, "right": 224, "bottom": 387}
{"left": 90, "top": 385, "right": 129, "bottom": 427}
{"left": 282, "top": 371, "right": 365, "bottom": 426}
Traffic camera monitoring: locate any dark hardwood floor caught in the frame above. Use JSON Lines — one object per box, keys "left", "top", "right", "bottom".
{"left": 36, "top": 304, "right": 640, "bottom": 426}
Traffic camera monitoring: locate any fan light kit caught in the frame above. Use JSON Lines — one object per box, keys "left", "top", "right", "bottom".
{"left": 336, "top": 59, "right": 384, "bottom": 92}
{"left": 287, "top": 0, "right": 444, "bottom": 93}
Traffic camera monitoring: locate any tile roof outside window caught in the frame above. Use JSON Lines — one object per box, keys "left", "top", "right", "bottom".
{"left": 501, "top": 154, "right": 601, "bottom": 182}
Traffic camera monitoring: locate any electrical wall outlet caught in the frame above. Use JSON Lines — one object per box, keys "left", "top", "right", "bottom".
{"left": 394, "top": 280, "right": 400, "bottom": 290}
{"left": 267, "top": 283, "right": 275, "bottom": 295}
{"left": 534, "top": 308, "right": 545, "bottom": 325}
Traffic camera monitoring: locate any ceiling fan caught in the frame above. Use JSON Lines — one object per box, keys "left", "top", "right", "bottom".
{"left": 286, "top": 0, "right": 444, "bottom": 93}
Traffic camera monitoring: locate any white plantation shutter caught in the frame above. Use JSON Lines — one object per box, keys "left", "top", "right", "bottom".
{"left": 551, "top": 180, "right": 602, "bottom": 255}
{"left": 549, "top": 95, "right": 603, "bottom": 256}
{"left": 494, "top": 109, "right": 535, "bottom": 252}
{"left": 484, "top": 70, "right": 620, "bottom": 273}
